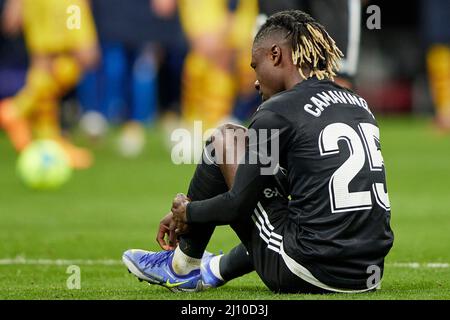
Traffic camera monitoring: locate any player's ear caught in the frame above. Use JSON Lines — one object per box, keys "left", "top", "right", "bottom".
{"left": 270, "top": 44, "right": 282, "bottom": 66}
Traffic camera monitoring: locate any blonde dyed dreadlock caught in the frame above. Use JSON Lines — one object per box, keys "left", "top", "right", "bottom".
{"left": 255, "top": 10, "right": 344, "bottom": 80}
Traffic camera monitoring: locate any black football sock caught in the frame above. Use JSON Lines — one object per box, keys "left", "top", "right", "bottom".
{"left": 219, "top": 243, "right": 254, "bottom": 281}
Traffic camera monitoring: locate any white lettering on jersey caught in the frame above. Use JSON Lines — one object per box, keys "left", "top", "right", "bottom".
{"left": 263, "top": 187, "right": 282, "bottom": 199}
{"left": 303, "top": 90, "right": 375, "bottom": 119}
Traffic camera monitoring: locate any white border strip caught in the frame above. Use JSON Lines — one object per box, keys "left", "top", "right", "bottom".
{"left": 390, "top": 262, "right": 449, "bottom": 269}
{"left": 0, "top": 258, "right": 122, "bottom": 266}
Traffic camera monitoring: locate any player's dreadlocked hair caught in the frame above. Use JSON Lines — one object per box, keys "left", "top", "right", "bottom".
{"left": 254, "top": 10, "right": 344, "bottom": 80}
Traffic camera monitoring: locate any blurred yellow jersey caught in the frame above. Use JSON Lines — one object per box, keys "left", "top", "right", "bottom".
{"left": 22, "top": 0, "right": 97, "bottom": 54}
{"left": 178, "top": 0, "right": 258, "bottom": 47}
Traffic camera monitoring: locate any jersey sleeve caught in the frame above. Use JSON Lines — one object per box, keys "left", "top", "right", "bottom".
{"left": 186, "top": 109, "right": 295, "bottom": 225}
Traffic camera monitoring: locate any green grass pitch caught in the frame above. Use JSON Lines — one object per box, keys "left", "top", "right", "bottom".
{"left": 0, "top": 117, "right": 449, "bottom": 300}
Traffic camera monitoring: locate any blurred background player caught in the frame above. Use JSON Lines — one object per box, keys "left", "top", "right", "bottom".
{"left": 0, "top": 1, "right": 27, "bottom": 102}
{"left": 421, "top": 0, "right": 450, "bottom": 133}
{"left": 0, "top": 0, "right": 99, "bottom": 169}
{"left": 178, "top": 0, "right": 259, "bottom": 131}
{"left": 77, "top": 0, "right": 186, "bottom": 157}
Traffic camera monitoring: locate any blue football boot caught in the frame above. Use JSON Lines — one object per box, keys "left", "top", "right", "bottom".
{"left": 122, "top": 249, "right": 203, "bottom": 292}
{"left": 200, "top": 251, "right": 225, "bottom": 289}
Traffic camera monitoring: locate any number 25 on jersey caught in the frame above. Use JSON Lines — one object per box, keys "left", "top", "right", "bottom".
{"left": 319, "top": 123, "right": 391, "bottom": 213}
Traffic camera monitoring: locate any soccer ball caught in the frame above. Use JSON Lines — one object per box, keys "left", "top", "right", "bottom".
{"left": 17, "top": 140, "right": 72, "bottom": 190}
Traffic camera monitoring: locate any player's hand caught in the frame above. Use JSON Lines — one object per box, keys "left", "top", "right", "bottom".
{"left": 2, "top": 0, "right": 23, "bottom": 36}
{"left": 150, "top": 0, "right": 177, "bottom": 18}
{"left": 156, "top": 211, "right": 177, "bottom": 250}
{"left": 171, "top": 193, "right": 190, "bottom": 235}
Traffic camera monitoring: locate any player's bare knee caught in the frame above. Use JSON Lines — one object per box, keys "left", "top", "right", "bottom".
{"left": 210, "top": 123, "right": 247, "bottom": 165}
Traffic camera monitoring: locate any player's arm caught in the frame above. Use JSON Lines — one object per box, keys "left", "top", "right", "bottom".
{"left": 178, "top": 110, "right": 295, "bottom": 225}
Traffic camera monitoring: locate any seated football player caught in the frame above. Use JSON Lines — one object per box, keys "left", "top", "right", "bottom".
{"left": 123, "top": 10, "right": 394, "bottom": 293}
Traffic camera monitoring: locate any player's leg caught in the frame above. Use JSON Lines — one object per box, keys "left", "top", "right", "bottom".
{"left": 123, "top": 124, "right": 254, "bottom": 290}
{"left": 0, "top": 53, "right": 75, "bottom": 150}
{"left": 193, "top": 123, "right": 258, "bottom": 288}
{"left": 162, "top": 124, "right": 254, "bottom": 278}
{"left": 38, "top": 0, "right": 98, "bottom": 168}
{"left": 179, "top": 0, "right": 235, "bottom": 130}
{"left": 171, "top": 139, "right": 229, "bottom": 275}
{"left": 48, "top": 3, "right": 99, "bottom": 165}
{"left": 116, "top": 46, "right": 156, "bottom": 158}
{"left": 201, "top": 242, "right": 254, "bottom": 289}
{"left": 31, "top": 53, "right": 94, "bottom": 169}
{"left": 427, "top": 45, "right": 450, "bottom": 131}
{"left": 421, "top": 0, "right": 450, "bottom": 132}
{"left": 0, "top": 55, "right": 54, "bottom": 151}
{"left": 188, "top": 124, "right": 256, "bottom": 286}
{"left": 122, "top": 141, "right": 225, "bottom": 291}
{"left": 181, "top": 47, "right": 235, "bottom": 130}
{"left": 173, "top": 124, "right": 258, "bottom": 287}
{"left": 0, "top": 52, "right": 91, "bottom": 168}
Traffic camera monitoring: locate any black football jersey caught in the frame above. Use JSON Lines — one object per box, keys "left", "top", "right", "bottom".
{"left": 187, "top": 76, "right": 394, "bottom": 289}
{"left": 249, "top": 77, "right": 394, "bottom": 289}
